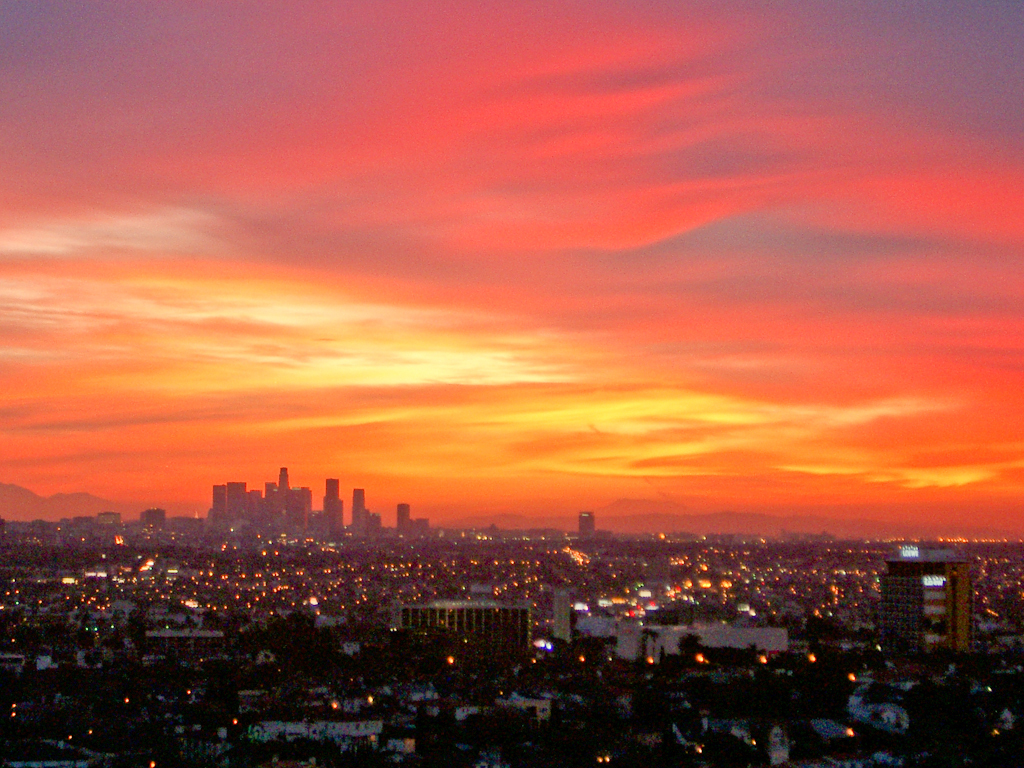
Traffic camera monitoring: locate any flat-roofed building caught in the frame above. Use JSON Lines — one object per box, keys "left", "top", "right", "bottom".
{"left": 394, "top": 600, "right": 531, "bottom": 652}
{"left": 880, "top": 547, "right": 972, "bottom": 653}
{"left": 145, "top": 628, "right": 226, "bottom": 658}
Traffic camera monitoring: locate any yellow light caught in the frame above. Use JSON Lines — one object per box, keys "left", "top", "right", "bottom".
{"left": 446, "top": 656, "right": 455, "bottom": 665}
{"left": 808, "top": 653, "right": 816, "bottom": 663}
{"left": 695, "top": 654, "right": 705, "bottom": 664}
{"left": 578, "top": 655, "right": 586, "bottom": 663}
{"left": 848, "top": 673, "right": 856, "bottom": 682}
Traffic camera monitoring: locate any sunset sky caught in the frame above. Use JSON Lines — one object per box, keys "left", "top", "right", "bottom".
{"left": 1, "top": 2, "right": 1023, "bottom": 530}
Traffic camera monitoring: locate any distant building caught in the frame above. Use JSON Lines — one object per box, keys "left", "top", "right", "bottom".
{"left": 324, "top": 479, "right": 343, "bottom": 533}
{"left": 578, "top": 511, "right": 596, "bottom": 538}
{"left": 96, "top": 511, "right": 121, "bottom": 526}
{"left": 351, "top": 488, "right": 367, "bottom": 535}
{"left": 145, "top": 628, "right": 225, "bottom": 658}
{"left": 396, "top": 503, "right": 429, "bottom": 536}
{"left": 286, "top": 486, "right": 312, "bottom": 530}
{"left": 211, "top": 484, "right": 227, "bottom": 522}
{"left": 395, "top": 600, "right": 531, "bottom": 652}
{"left": 140, "top": 508, "right": 166, "bottom": 529}
{"left": 614, "top": 622, "right": 788, "bottom": 660}
{"left": 225, "top": 481, "right": 247, "bottom": 519}
{"left": 880, "top": 547, "right": 972, "bottom": 653}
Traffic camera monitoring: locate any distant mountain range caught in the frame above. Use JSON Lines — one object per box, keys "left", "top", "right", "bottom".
{"left": 447, "top": 498, "right": 1014, "bottom": 540}
{"left": 0, "top": 483, "right": 129, "bottom": 521}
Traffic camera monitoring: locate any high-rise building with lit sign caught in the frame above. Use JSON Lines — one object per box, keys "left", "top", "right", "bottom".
{"left": 880, "top": 548, "right": 972, "bottom": 653}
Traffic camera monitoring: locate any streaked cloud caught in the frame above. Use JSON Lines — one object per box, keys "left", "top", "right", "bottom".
{"left": 0, "top": 1, "right": 1022, "bottom": 529}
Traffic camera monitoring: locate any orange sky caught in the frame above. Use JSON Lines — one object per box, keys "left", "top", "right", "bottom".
{"left": 1, "top": 2, "right": 1023, "bottom": 531}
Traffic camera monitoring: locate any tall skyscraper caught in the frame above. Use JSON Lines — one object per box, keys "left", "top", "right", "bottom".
{"left": 351, "top": 488, "right": 367, "bottom": 535}
{"left": 211, "top": 484, "right": 227, "bottom": 522}
{"left": 397, "top": 503, "right": 411, "bottom": 533}
{"left": 226, "top": 481, "right": 247, "bottom": 520}
{"left": 880, "top": 547, "right": 972, "bottom": 653}
{"left": 278, "top": 467, "right": 290, "bottom": 492}
{"left": 578, "top": 511, "right": 596, "bottom": 538}
{"left": 324, "top": 479, "right": 343, "bottom": 534}
{"left": 285, "top": 486, "right": 312, "bottom": 530}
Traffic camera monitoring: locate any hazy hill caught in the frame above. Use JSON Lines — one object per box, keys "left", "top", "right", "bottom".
{"left": 0, "top": 483, "right": 128, "bottom": 521}
{"left": 446, "top": 498, "right": 1011, "bottom": 539}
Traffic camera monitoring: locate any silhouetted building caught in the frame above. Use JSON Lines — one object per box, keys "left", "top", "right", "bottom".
{"left": 880, "top": 547, "right": 972, "bottom": 653}
{"left": 396, "top": 503, "right": 411, "bottom": 532}
{"left": 351, "top": 488, "right": 367, "bottom": 535}
{"left": 395, "top": 600, "right": 531, "bottom": 652}
{"left": 286, "top": 487, "right": 313, "bottom": 530}
{"left": 140, "top": 508, "right": 166, "bottom": 529}
{"left": 324, "top": 479, "right": 343, "bottom": 534}
{"left": 96, "top": 511, "right": 121, "bottom": 526}
{"left": 278, "top": 467, "right": 290, "bottom": 492}
{"left": 211, "top": 485, "right": 227, "bottom": 522}
{"left": 263, "top": 481, "right": 280, "bottom": 520}
{"left": 247, "top": 489, "right": 263, "bottom": 517}
{"left": 226, "top": 481, "right": 247, "bottom": 520}
{"left": 578, "top": 511, "right": 595, "bottom": 538}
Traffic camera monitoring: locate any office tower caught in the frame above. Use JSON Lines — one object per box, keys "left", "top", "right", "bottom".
{"left": 324, "top": 479, "right": 343, "bottom": 533}
{"left": 96, "top": 511, "right": 121, "bottom": 526}
{"left": 395, "top": 600, "right": 532, "bottom": 652}
{"left": 286, "top": 487, "right": 312, "bottom": 530}
{"left": 211, "top": 485, "right": 227, "bottom": 522}
{"left": 247, "top": 490, "right": 263, "bottom": 518}
{"left": 578, "top": 511, "right": 596, "bottom": 538}
{"left": 552, "top": 590, "right": 572, "bottom": 643}
{"left": 263, "top": 481, "right": 279, "bottom": 520}
{"left": 351, "top": 488, "right": 367, "bottom": 535}
{"left": 140, "top": 508, "right": 166, "bottom": 529}
{"left": 397, "top": 503, "right": 411, "bottom": 533}
{"left": 278, "top": 467, "right": 290, "bottom": 492}
{"left": 880, "top": 547, "right": 972, "bottom": 653}
{"left": 226, "top": 481, "right": 247, "bottom": 519}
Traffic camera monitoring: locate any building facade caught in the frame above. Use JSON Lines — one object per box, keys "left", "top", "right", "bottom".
{"left": 395, "top": 600, "right": 531, "bottom": 651}
{"left": 578, "top": 511, "right": 595, "bottom": 538}
{"left": 880, "top": 547, "right": 972, "bottom": 653}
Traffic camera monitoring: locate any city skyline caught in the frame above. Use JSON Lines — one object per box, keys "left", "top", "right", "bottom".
{"left": 2, "top": 4, "right": 1023, "bottom": 532}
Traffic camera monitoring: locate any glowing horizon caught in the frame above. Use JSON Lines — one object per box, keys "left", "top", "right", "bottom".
{"left": 1, "top": 3, "right": 1023, "bottom": 531}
